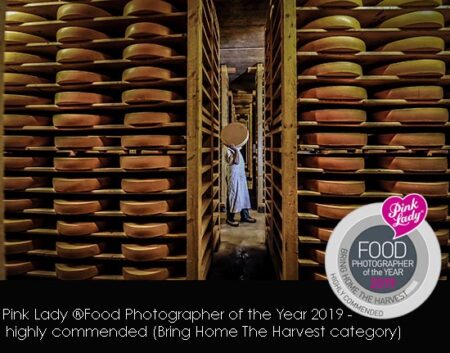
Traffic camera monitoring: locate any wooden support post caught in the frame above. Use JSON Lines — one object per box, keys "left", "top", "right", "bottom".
{"left": 220, "top": 65, "right": 229, "bottom": 211}
{"left": 0, "top": 1, "right": 5, "bottom": 280}
{"left": 256, "top": 63, "right": 265, "bottom": 213}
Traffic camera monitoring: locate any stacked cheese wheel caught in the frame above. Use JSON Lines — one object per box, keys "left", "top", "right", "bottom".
{"left": 2, "top": 0, "right": 196, "bottom": 280}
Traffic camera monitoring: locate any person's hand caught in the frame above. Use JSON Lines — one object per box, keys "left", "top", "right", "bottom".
{"left": 229, "top": 144, "right": 238, "bottom": 152}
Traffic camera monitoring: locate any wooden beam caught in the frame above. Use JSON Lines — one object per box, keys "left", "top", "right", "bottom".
{"left": 0, "top": 0, "right": 5, "bottom": 280}
{"left": 256, "top": 63, "right": 265, "bottom": 213}
{"left": 220, "top": 65, "right": 229, "bottom": 210}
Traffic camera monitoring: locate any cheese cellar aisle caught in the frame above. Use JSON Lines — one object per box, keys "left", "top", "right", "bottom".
{"left": 2, "top": 0, "right": 220, "bottom": 280}
{"left": 265, "top": 0, "right": 450, "bottom": 280}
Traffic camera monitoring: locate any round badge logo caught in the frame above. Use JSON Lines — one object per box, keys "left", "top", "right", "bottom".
{"left": 325, "top": 194, "right": 441, "bottom": 320}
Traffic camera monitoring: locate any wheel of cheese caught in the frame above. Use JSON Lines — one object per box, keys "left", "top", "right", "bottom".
{"left": 54, "top": 200, "right": 107, "bottom": 215}
{"left": 304, "top": 180, "right": 365, "bottom": 195}
{"left": 121, "top": 244, "right": 171, "bottom": 262}
{"left": 57, "top": 48, "right": 108, "bottom": 63}
{"left": 123, "top": 267, "right": 170, "bottom": 280}
{"left": 377, "top": 133, "right": 445, "bottom": 147}
{"left": 5, "top": 199, "right": 36, "bottom": 212}
{"left": 124, "top": 0, "right": 174, "bottom": 16}
{"left": 56, "top": 27, "right": 108, "bottom": 43}
{"left": 5, "top": 239, "right": 34, "bottom": 255}
{"left": 377, "top": 36, "right": 445, "bottom": 53}
{"left": 5, "top": 31, "right": 47, "bottom": 45}
{"left": 435, "top": 229, "right": 449, "bottom": 246}
{"left": 53, "top": 114, "right": 112, "bottom": 128}
{"left": 9, "top": 0, "right": 51, "bottom": 4}
{"left": 5, "top": 157, "right": 48, "bottom": 170}
{"left": 371, "top": 60, "right": 446, "bottom": 77}
{"left": 4, "top": 177, "right": 48, "bottom": 190}
{"left": 374, "top": 86, "right": 443, "bottom": 100}
{"left": 54, "top": 157, "right": 108, "bottom": 171}
{"left": 380, "top": 181, "right": 448, "bottom": 196}
{"left": 55, "top": 136, "right": 108, "bottom": 149}
{"left": 56, "top": 242, "right": 104, "bottom": 259}
{"left": 441, "top": 253, "right": 448, "bottom": 271}
{"left": 4, "top": 52, "right": 47, "bottom": 65}
{"left": 6, "top": 261, "right": 34, "bottom": 277}
{"left": 378, "top": 11, "right": 444, "bottom": 29}
{"left": 6, "top": 11, "right": 46, "bottom": 25}
{"left": 305, "top": 0, "right": 362, "bottom": 6}
{"left": 300, "top": 86, "right": 367, "bottom": 101}
{"left": 4, "top": 94, "right": 51, "bottom": 106}
{"left": 56, "top": 264, "right": 100, "bottom": 280}
{"left": 427, "top": 205, "right": 448, "bottom": 221}
{"left": 57, "top": 4, "right": 111, "bottom": 20}
{"left": 55, "top": 92, "right": 113, "bottom": 106}
{"left": 299, "top": 36, "right": 366, "bottom": 53}
{"left": 56, "top": 70, "right": 109, "bottom": 85}
{"left": 53, "top": 178, "right": 110, "bottom": 192}
{"left": 306, "top": 203, "right": 361, "bottom": 219}
{"left": 300, "top": 109, "right": 366, "bottom": 123}
{"left": 122, "top": 89, "right": 180, "bottom": 104}
{"left": 123, "top": 66, "right": 174, "bottom": 82}
{"left": 120, "top": 200, "right": 172, "bottom": 216}
{"left": 4, "top": 136, "right": 50, "bottom": 149}
{"left": 124, "top": 112, "right": 178, "bottom": 127}
{"left": 314, "top": 273, "right": 328, "bottom": 281}
{"left": 122, "top": 178, "right": 175, "bottom": 193}
{"left": 124, "top": 222, "right": 172, "bottom": 238}
{"left": 373, "top": 108, "right": 448, "bottom": 123}
{"left": 311, "top": 249, "right": 326, "bottom": 265}
{"left": 303, "top": 15, "right": 361, "bottom": 30}
{"left": 5, "top": 219, "right": 36, "bottom": 233}
{"left": 125, "top": 22, "right": 171, "bottom": 39}
{"left": 377, "top": 0, "right": 442, "bottom": 7}
{"left": 4, "top": 73, "right": 49, "bottom": 86}
{"left": 378, "top": 157, "right": 448, "bottom": 172}
{"left": 4, "top": 114, "right": 50, "bottom": 128}
{"left": 57, "top": 221, "right": 105, "bottom": 236}
{"left": 302, "top": 62, "right": 363, "bottom": 77}
{"left": 302, "top": 156, "right": 364, "bottom": 171}
{"left": 121, "top": 135, "right": 181, "bottom": 148}
{"left": 123, "top": 43, "right": 177, "bottom": 60}
{"left": 307, "top": 225, "right": 333, "bottom": 242}
{"left": 120, "top": 155, "right": 177, "bottom": 170}
{"left": 303, "top": 133, "right": 367, "bottom": 147}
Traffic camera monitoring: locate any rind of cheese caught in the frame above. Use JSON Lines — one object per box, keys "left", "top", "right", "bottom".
{"left": 124, "top": 112, "right": 177, "bottom": 127}
{"left": 56, "top": 70, "right": 109, "bottom": 85}
{"left": 122, "top": 66, "right": 173, "bottom": 82}
{"left": 6, "top": 261, "right": 34, "bottom": 277}
{"left": 53, "top": 114, "right": 112, "bottom": 128}
{"left": 307, "top": 225, "right": 333, "bottom": 242}
{"left": 377, "top": 133, "right": 445, "bottom": 147}
{"left": 122, "top": 179, "right": 175, "bottom": 193}
{"left": 303, "top": 15, "right": 361, "bottom": 30}
{"left": 4, "top": 114, "right": 50, "bottom": 127}
{"left": 56, "top": 48, "right": 108, "bottom": 63}
{"left": 373, "top": 108, "right": 448, "bottom": 123}
{"left": 4, "top": 73, "right": 49, "bottom": 86}
{"left": 302, "top": 62, "right": 363, "bottom": 77}
{"left": 302, "top": 156, "right": 364, "bottom": 171}
{"left": 306, "top": 203, "right": 361, "bottom": 219}
{"left": 54, "top": 157, "right": 108, "bottom": 171}
{"left": 4, "top": 176, "right": 48, "bottom": 190}
{"left": 55, "top": 264, "right": 100, "bottom": 280}
{"left": 123, "top": 0, "right": 174, "bottom": 16}
{"left": 55, "top": 92, "right": 113, "bottom": 106}
{"left": 304, "top": 180, "right": 365, "bottom": 195}
{"left": 56, "top": 242, "right": 104, "bottom": 259}
{"left": 435, "top": 229, "right": 449, "bottom": 246}
{"left": 300, "top": 109, "right": 367, "bottom": 123}
{"left": 53, "top": 178, "right": 110, "bottom": 192}
{"left": 377, "top": 36, "right": 445, "bottom": 53}
{"left": 120, "top": 155, "right": 177, "bottom": 170}
{"left": 121, "top": 244, "right": 171, "bottom": 262}
{"left": 56, "top": 27, "right": 108, "bottom": 43}
{"left": 427, "top": 205, "right": 448, "bottom": 221}
{"left": 55, "top": 136, "right": 108, "bottom": 149}
{"left": 5, "top": 31, "right": 47, "bottom": 45}
{"left": 120, "top": 200, "right": 172, "bottom": 216}
{"left": 5, "top": 157, "right": 48, "bottom": 170}
{"left": 57, "top": 3, "right": 111, "bottom": 20}
{"left": 6, "top": 11, "right": 46, "bottom": 25}
{"left": 374, "top": 86, "right": 443, "bottom": 100}
{"left": 299, "top": 36, "right": 366, "bottom": 53}
{"left": 377, "top": 0, "right": 442, "bottom": 6}
{"left": 371, "top": 59, "right": 446, "bottom": 77}
{"left": 123, "top": 43, "right": 177, "bottom": 59}
{"left": 378, "top": 157, "right": 448, "bottom": 172}
{"left": 123, "top": 267, "right": 170, "bottom": 280}
{"left": 5, "top": 199, "right": 35, "bottom": 212}
{"left": 5, "top": 240, "right": 34, "bottom": 255}
{"left": 57, "top": 221, "right": 105, "bottom": 236}
{"left": 122, "top": 89, "right": 180, "bottom": 104}
{"left": 4, "top": 52, "right": 46, "bottom": 65}
{"left": 380, "top": 181, "right": 449, "bottom": 196}
{"left": 305, "top": 0, "right": 362, "bottom": 6}
{"left": 300, "top": 86, "right": 367, "bottom": 100}
{"left": 378, "top": 11, "right": 444, "bottom": 29}
{"left": 5, "top": 94, "right": 52, "bottom": 106}
{"left": 311, "top": 249, "right": 326, "bottom": 265}
{"left": 303, "top": 133, "right": 367, "bottom": 147}
{"left": 124, "top": 222, "right": 171, "bottom": 238}
{"left": 121, "top": 135, "right": 181, "bottom": 148}
{"left": 4, "top": 136, "right": 50, "bottom": 149}
{"left": 125, "top": 22, "right": 171, "bottom": 38}
{"left": 54, "top": 200, "right": 106, "bottom": 215}
{"left": 5, "top": 219, "right": 36, "bottom": 233}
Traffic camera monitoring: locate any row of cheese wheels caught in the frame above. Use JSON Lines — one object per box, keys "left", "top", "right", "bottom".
{"left": 301, "top": 0, "right": 444, "bottom": 7}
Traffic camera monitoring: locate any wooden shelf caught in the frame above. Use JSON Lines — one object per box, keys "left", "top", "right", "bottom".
{"left": 297, "top": 98, "right": 450, "bottom": 107}
{"left": 298, "top": 75, "right": 450, "bottom": 87}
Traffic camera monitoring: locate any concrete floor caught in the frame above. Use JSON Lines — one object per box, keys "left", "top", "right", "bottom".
{"left": 208, "top": 211, "right": 276, "bottom": 280}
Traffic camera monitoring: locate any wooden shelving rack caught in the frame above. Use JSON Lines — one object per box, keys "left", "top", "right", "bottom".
{"left": 266, "top": 0, "right": 450, "bottom": 280}
{"left": 2, "top": 0, "right": 220, "bottom": 280}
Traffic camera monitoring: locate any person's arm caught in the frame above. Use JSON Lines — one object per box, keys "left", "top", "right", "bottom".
{"left": 228, "top": 145, "right": 240, "bottom": 165}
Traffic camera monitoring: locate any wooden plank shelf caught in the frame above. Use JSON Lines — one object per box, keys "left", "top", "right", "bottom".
{"left": 298, "top": 190, "right": 450, "bottom": 200}
{"left": 5, "top": 167, "right": 188, "bottom": 177}
{"left": 298, "top": 213, "right": 450, "bottom": 223}
{"left": 297, "top": 75, "right": 450, "bottom": 87}
{"left": 298, "top": 167, "right": 450, "bottom": 177}
{"left": 297, "top": 98, "right": 450, "bottom": 107}
{"left": 5, "top": 187, "right": 187, "bottom": 197}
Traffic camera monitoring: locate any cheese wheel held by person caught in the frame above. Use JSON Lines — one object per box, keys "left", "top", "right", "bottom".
{"left": 53, "top": 114, "right": 112, "bottom": 128}
{"left": 377, "top": 36, "right": 445, "bottom": 53}
{"left": 377, "top": 133, "right": 445, "bottom": 147}
{"left": 305, "top": 0, "right": 362, "bottom": 7}
{"left": 121, "top": 244, "right": 171, "bottom": 262}
{"left": 124, "top": 112, "right": 178, "bottom": 127}
{"left": 374, "top": 86, "right": 443, "bottom": 101}
{"left": 57, "top": 3, "right": 111, "bottom": 20}
{"left": 376, "top": 0, "right": 442, "bottom": 6}
{"left": 4, "top": 52, "right": 47, "bottom": 65}
{"left": 121, "top": 155, "right": 177, "bottom": 170}
{"left": 124, "top": 222, "right": 172, "bottom": 238}
{"left": 121, "top": 135, "right": 181, "bottom": 148}
{"left": 56, "top": 264, "right": 100, "bottom": 280}
{"left": 378, "top": 11, "right": 444, "bottom": 29}
{"left": 56, "top": 48, "right": 108, "bottom": 63}
{"left": 56, "top": 27, "right": 108, "bottom": 43}
{"left": 125, "top": 22, "right": 171, "bottom": 39}
{"left": 6, "top": 11, "right": 46, "bottom": 25}
{"left": 5, "top": 157, "right": 48, "bottom": 170}
{"left": 120, "top": 200, "right": 172, "bottom": 216}
{"left": 303, "top": 15, "right": 361, "bottom": 30}
{"left": 4, "top": 176, "right": 48, "bottom": 191}
{"left": 6, "top": 261, "right": 34, "bottom": 277}
{"left": 122, "top": 89, "right": 180, "bottom": 104}
{"left": 56, "top": 242, "right": 105, "bottom": 259}
{"left": 306, "top": 203, "right": 361, "bottom": 219}
{"left": 373, "top": 108, "right": 448, "bottom": 123}
{"left": 123, "top": 43, "right": 177, "bottom": 60}
{"left": 378, "top": 157, "right": 448, "bottom": 172}
{"left": 56, "top": 70, "right": 109, "bottom": 85}
{"left": 300, "top": 86, "right": 367, "bottom": 101}
{"left": 380, "top": 181, "right": 449, "bottom": 196}
{"left": 54, "top": 200, "right": 107, "bottom": 215}
{"left": 57, "top": 221, "right": 106, "bottom": 236}
{"left": 303, "top": 133, "right": 367, "bottom": 147}
{"left": 5, "top": 94, "right": 51, "bottom": 106}
{"left": 302, "top": 62, "right": 363, "bottom": 78}
{"left": 304, "top": 180, "right": 365, "bottom": 195}
{"left": 302, "top": 156, "right": 364, "bottom": 171}
{"left": 55, "top": 136, "right": 109, "bottom": 150}
{"left": 122, "top": 178, "right": 175, "bottom": 193}
{"left": 123, "top": 0, "right": 175, "bottom": 16}
{"left": 371, "top": 60, "right": 445, "bottom": 77}
{"left": 4, "top": 73, "right": 49, "bottom": 86}
{"left": 123, "top": 267, "right": 170, "bottom": 280}
{"left": 299, "top": 36, "right": 366, "bottom": 53}
{"left": 4, "top": 136, "right": 50, "bottom": 149}
{"left": 55, "top": 92, "right": 113, "bottom": 106}
{"left": 123, "top": 66, "right": 174, "bottom": 82}
{"left": 53, "top": 178, "right": 110, "bottom": 193}
{"left": 4, "top": 114, "right": 50, "bottom": 128}
{"left": 54, "top": 157, "right": 108, "bottom": 171}
{"left": 6, "top": 240, "right": 34, "bottom": 255}
{"left": 5, "top": 31, "right": 47, "bottom": 45}
{"left": 300, "top": 109, "right": 366, "bottom": 123}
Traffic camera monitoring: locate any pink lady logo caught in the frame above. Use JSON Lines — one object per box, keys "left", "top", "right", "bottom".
{"left": 381, "top": 194, "right": 428, "bottom": 239}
